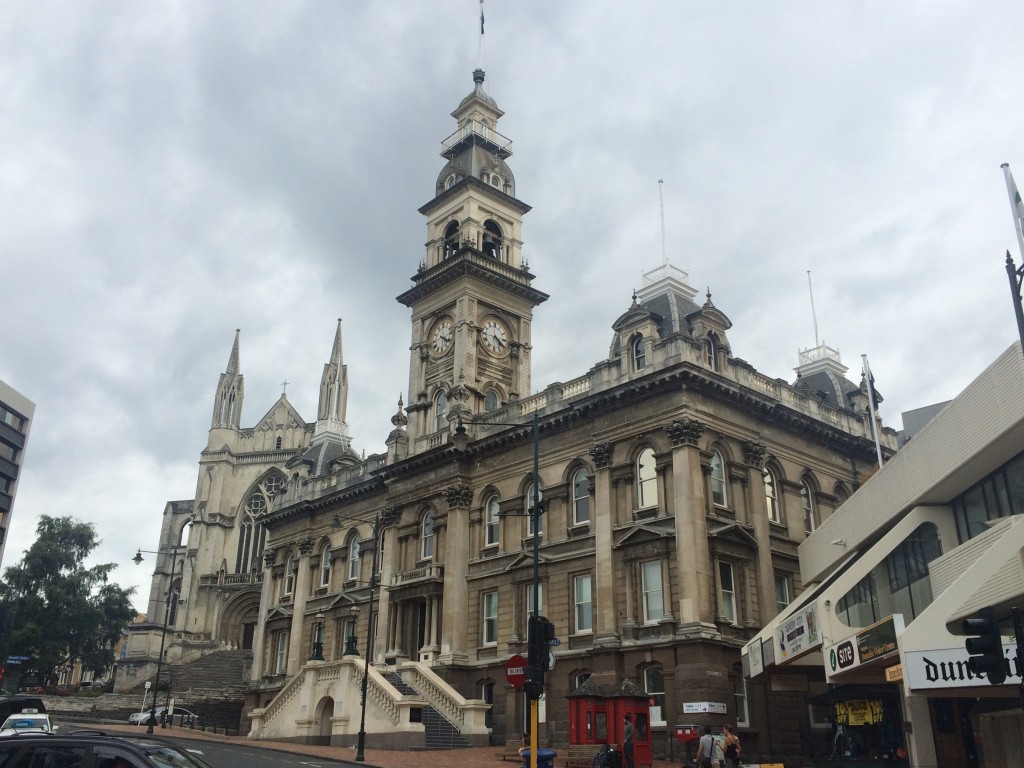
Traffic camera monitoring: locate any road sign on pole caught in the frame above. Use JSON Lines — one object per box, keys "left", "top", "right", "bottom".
{"left": 505, "top": 654, "right": 527, "bottom": 689}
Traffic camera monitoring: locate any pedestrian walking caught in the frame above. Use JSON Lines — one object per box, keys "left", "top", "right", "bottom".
{"left": 723, "top": 724, "right": 741, "bottom": 768}
{"left": 622, "top": 714, "right": 635, "bottom": 768}
{"left": 695, "top": 726, "right": 717, "bottom": 768}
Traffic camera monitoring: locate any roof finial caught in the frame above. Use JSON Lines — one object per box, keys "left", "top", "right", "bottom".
{"left": 477, "top": 0, "right": 486, "bottom": 70}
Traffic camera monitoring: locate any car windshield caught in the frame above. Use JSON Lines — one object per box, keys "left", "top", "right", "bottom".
{"left": 0, "top": 717, "right": 49, "bottom": 731}
{"left": 115, "top": 739, "right": 212, "bottom": 768}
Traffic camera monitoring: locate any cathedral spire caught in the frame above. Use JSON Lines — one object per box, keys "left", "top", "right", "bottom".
{"left": 312, "top": 319, "right": 350, "bottom": 447}
{"left": 211, "top": 329, "right": 244, "bottom": 429}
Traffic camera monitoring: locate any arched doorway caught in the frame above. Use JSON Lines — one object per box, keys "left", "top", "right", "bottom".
{"left": 314, "top": 696, "right": 334, "bottom": 745}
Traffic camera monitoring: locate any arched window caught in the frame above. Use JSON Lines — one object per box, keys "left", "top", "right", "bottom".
{"left": 710, "top": 451, "right": 727, "bottom": 507}
{"left": 706, "top": 334, "right": 718, "bottom": 371}
{"left": 275, "top": 436, "right": 282, "bottom": 450}
{"left": 319, "top": 543, "right": 331, "bottom": 589}
{"left": 167, "top": 577, "right": 181, "bottom": 626}
{"left": 490, "top": 175, "right": 500, "bottom": 187}
{"left": 347, "top": 534, "right": 360, "bottom": 581}
{"left": 484, "top": 388, "right": 500, "bottom": 412}
{"left": 421, "top": 509, "right": 435, "bottom": 560}
{"left": 483, "top": 220, "right": 503, "bottom": 259}
{"left": 572, "top": 469, "right": 590, "bottom": 525}
{"left": 643, "top": 665, "right": 666, "bottom": 726}
{"left": 245, "top": 492, "right": 267, "bottom": 516}
{"left": 482, "top": 680, "right": 495, "bottom": 728}
{"left": 435, "top": 391, "right": 448, "bottom": 432}
{"left": 632, "top": 336, "right": 646, "bottom": 370}
{"left": 235, "top": 513, "right": 266, "bottom": 573}
{"left": 445, "top": 174, "right": 456, "bottom": 190}
{"left": 834, "top": 482, "right": 850, "bottom": 505}
{"left": 525, "top": 483, "right": 543, "bottom": 536}
{"left": 802, "top": 480, "right": 817, "bottom": 534}
{"left": 574, "top": 671, "right": 592, "bottom": 690}
{"left": 443, "top": 221, "right": 459, "bottom": 259}
{"left": 264, "top": 474, "right": 284, "bottom": 495}
{"left": 763, "top": 468, "right": 781, "bottom": 523}
{"left": 484, "top": 495, "right": 500, "bottom": 547}
{"left": 637, "top": 448, "right": 658, "bottom": 509}
{"left": 284, "top": 555, "right": 296, "bottom": 597}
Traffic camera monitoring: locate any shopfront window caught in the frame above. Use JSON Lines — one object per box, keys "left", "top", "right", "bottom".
{"left": 952, "top": 450, "right": 1024, "bottom": 542}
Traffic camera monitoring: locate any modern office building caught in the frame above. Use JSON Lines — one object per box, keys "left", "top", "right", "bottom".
{"left": 0, "top": 380, "right": 35, "bottom": 568}
{"left": 745, "top": 342, "right": 1024, "bottom": 768}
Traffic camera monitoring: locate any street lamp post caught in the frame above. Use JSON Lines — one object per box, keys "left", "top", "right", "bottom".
{"left": 351, "top": 506, "right": 400, "bottom": 762}
{"left": 453, "top": 412, "right": 545, "bottom": 768}
{"left": 309, "top": 610, "right": 326, "bottom": 661}
{"left": 133, "top": 546, "right": 185, "bottom": 734}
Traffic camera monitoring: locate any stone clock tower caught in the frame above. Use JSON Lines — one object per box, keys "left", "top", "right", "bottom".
{"left": 398, "top": 69, "right": 548, "bottom": 454}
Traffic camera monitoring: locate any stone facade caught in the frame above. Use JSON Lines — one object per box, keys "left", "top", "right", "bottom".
{"left": 128, "top": 69, "right": 897, "bottom": 756}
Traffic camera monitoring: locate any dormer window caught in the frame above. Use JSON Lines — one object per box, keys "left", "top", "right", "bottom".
{"left": 706, "top": 334, "right": 718, "bottom": 371}
{"left": 632, "top": 336, "right": 646, "bottom": 370}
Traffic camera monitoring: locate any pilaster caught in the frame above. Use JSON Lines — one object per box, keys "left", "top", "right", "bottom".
{"left": 439, "top": 485, "right": 472, "bottom": 664}
{"left": 286, "top": 538, "right": 314, "bottom": 674}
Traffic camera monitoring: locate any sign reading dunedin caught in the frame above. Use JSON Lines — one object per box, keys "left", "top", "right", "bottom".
{"left": 904, "top": 644, "right": 1021, "bottom": 690}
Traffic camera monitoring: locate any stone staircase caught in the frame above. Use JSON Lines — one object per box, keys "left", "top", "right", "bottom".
{"left": 384, "top": 671, "right": 470, "bottom": 750}
{"left": 163, "top": 649, "right": 252, "bottom": 697}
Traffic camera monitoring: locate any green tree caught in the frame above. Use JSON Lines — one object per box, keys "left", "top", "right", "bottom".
{"left": 0, "top": 515, "right": 136, "bottom": 688}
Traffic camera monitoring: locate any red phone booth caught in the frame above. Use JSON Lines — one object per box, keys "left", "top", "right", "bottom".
{"left": 567, "top": 679, "right": 652, "bottom": 768}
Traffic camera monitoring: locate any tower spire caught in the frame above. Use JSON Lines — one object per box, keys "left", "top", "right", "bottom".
{"left": 313, "top": 319, "right": 351, "bottom": 447}
{"left": 211, "top": 329, "right": 244, "bottom": 429}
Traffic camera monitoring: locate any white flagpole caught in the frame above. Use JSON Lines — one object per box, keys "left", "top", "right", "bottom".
{"left": 1001, "top": 163, "right": 1024, "bottom": 259}
{"left": 861, "top": 354, "right": 884, "bottom": 467}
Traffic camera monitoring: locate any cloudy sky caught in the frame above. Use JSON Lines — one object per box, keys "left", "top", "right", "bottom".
{"left": 4, "top": 1, "right": 1024, "bottom": 612}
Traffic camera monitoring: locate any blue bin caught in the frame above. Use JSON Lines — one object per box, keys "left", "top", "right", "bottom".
{"left": 520, "top": 747, "right": 557, "bottom": 768}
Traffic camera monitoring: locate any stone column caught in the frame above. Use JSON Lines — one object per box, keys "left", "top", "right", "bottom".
{"left": 286, "top": 538, "right": 315, "bottom": 674}
{"left": 249, "top": 548, "right": 276, "bottom": 681}
{"left": 743, "top": 441, "right": 778, "bottom": 628}
{"left": 665, "top": 416, "right": 710, "bottom": 629}
{"left": 589, "top": 442, "right": 619, "bottom": 648}
{"left": 439, "top": 485, "right": 472, "bottom": 664}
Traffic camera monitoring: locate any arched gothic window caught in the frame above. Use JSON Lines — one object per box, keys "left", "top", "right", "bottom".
{"left": 443, "top": 221, "right": 459, "bottom": 259}
{"left": 637, "top": 448, "right": 658, "bottom": 509}
{"left": 484, "top": 388, "right": 500, "bottom": 412}
{"left": 235, "top": 513, "right": 266, "bottom": 573}
{"left": 284, "top": 555, "right": 296, "bottom": 597}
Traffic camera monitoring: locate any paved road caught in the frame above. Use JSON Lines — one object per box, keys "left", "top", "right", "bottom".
{"left": 66, "top": 721, "right": 683, "bottom": 768}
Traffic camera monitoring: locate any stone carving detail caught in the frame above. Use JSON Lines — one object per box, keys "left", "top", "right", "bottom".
{"left": 263, "top": 548, "right": 276, "bottom": 567}
{"left": 298, "top": 537, "right": 315, "bottom": 556}
{"left": 743, "top": 440, "right": 767, "bottom": 468}
{"left": 589, "top": 442, "right": 614, "bottom": 469}
{"left": 444, "top": 484, "right": 473, "bottom": 509}
{"left": 665, "top": 417, "right": 705, "bottom": 447}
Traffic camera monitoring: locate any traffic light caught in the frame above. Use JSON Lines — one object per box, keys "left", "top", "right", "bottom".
{"left": 963, "top": 606, "right": 1007, "bottom": 685}
{"left": 528, "top": 615, "right": 557, "bottom": 671}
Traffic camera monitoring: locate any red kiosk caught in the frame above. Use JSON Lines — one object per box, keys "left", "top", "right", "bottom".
{"left": 567, "top": 679, "right": 652, "bottom": 768}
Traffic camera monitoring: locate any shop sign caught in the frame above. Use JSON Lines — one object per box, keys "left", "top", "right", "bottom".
{"left": 683, "top": 701, "right": 728, "bottom": 714}
{"left": 775, "top": 602, "right": 822, "bottom": 661}
{"left": 884, "top": 664, "right": 903, "bottom": 682}
{"left": 904, "top": 644, "right": 1020, "bottom": 690}
{"left": 834, "top": 698, "right": 883, "bottom": 726}
{"left": 769, "top": 674, "right": 808, "bottom": 692}
{"left": 857, "top": 615, "right": 900, "bottom": 663}
{"left": 746, "top": 638, "right": 764, "bottom": 678}
{"left": 824, "top": 615, "right": 903, "bottom": 681}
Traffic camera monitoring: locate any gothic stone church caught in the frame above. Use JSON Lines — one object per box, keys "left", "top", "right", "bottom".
{"left": 121, "top": 69, "right": 894, "bottom": 758}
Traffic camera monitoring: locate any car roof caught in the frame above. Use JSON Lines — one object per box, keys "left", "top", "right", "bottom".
{"left": 0, "top": 733, "right": 212, "bottom": 765}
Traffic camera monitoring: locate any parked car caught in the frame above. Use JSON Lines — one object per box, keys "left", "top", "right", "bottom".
{"left": 0, "top": 712, "right": 57, "bottom": 736}
{"left": 0, "top": 731, "right": 213, "bottom": 768}
{"left": 127, "top": 707, "right": 199, "bottom": 727}
{"left": 0, "top": 697, "right": 46, "bottom": 724}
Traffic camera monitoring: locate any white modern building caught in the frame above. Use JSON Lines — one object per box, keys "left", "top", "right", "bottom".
{"left": 744, "top": 341, "right": 1024, "bottom": 768}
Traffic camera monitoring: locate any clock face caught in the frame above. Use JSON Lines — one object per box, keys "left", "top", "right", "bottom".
{"left": 482, "top": 319, "right": 509, "bottom": 354}
{"left": 431, "top": 319, "right": 454, "bottom": 354}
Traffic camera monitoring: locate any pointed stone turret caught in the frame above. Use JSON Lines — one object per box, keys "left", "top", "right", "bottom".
{"left": 211, "top": 329, "right": 244, "bottom": 429}
{"left": 312, "top": 319, "right": 351, "bottom": 449}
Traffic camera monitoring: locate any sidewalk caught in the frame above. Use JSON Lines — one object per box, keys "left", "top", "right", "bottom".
{"left": 82, "top": 722, "right": 681, "bottom": 768}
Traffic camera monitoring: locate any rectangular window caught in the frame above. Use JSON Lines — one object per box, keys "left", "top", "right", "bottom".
{"left": 483, "top": 591, "right": 499, "bottom": 645}
{"left": 719, "top": 561, "right": 737, "bottom": 624}
{"left": 574, "top": 574, "right": 593, "bottom": 633}
{"left": 275, "top": 632, "right": 288, "bottom": 673}
{"left": 774, "top": 572, "right": 791, "bottom": 613}
{"left": 641, "top": 560, "right": 664, "bottom": 624}
{"left": 734, "top": 673, "right": 749, "bottom": 727}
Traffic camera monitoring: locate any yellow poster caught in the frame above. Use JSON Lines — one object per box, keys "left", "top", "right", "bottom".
{"left": 834, "top": 699, "right": 883, "bottom": 726}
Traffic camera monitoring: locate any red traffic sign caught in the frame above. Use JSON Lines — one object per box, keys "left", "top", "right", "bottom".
{"left": 505, "top": 654, "right": 527, "bottom": 689}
